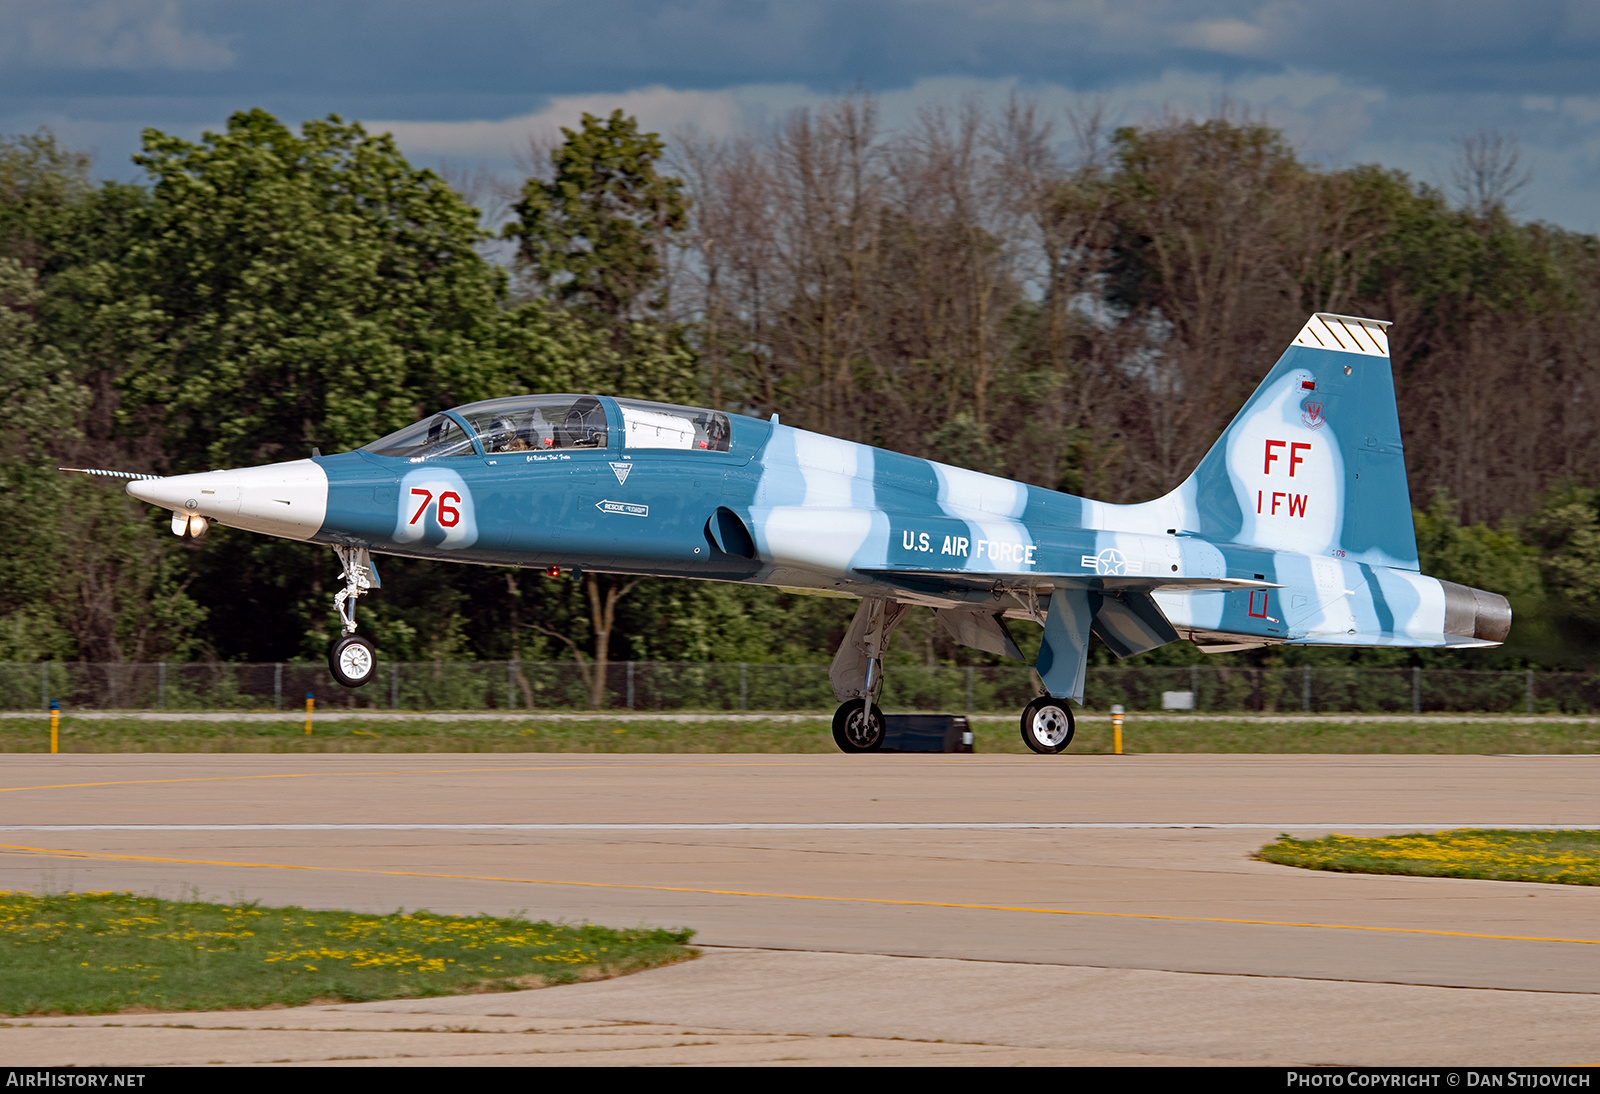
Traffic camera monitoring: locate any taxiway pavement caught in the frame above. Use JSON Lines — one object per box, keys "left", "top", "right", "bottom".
{"left": 2, "top": 753, "right": 1597, "bottom": 1065}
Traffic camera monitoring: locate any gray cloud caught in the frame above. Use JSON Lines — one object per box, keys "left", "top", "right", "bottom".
{"left": 1, "top": 2, "right": 1597, "bottom": 231}
{"left": 2, "top": 2, "right": 1595, "bottom": 98}
{"left": 5, "top": 0, "right": 234, "bottom": 73}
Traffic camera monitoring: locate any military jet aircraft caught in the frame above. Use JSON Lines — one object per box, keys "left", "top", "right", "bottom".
{"left": 73, "top": 313, "right": 1510, "bottom": 753}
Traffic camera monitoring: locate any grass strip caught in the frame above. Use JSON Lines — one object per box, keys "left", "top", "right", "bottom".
{"left": 0, "top": 890, "right": 696, "bottom": 1016}
{"left": 1258, "top": 829, "right": 1600, "bottom": 885}
{"left": 2, "top": 715, "right": 1598, "bottom": 754}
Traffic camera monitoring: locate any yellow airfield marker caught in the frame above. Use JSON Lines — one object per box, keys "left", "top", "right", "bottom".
{"left": 304, "top": 691, "right": 314, "bottom": 736}
{"left": 1111, "top": 704, "right": 1124, "bottom": 755}
{"left": 49, "top": 701, "right": 59, "bottom": 755}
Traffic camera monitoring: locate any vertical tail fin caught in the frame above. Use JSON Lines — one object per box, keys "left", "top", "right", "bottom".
{"left": 1180, "top": 314, "right": 1418, "bottom": 570}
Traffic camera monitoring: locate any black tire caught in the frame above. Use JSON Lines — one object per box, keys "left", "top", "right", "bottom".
{"left": 1020, "top": 696, "right": 1075, "bottom": 754}
{"left": 832, "top": 698, "right": 886, "bottom": 753}
{"left": 328, "top": 635, "right": 377, "bottom": 688}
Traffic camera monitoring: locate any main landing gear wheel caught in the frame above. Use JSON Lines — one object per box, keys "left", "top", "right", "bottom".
{"left": 832, "top": 698, "right": 886, "bottom": 753}
{"left": 1020, "top": 696, "right": 1075, "bottom": 754}
{"left": 328, "top": 634, "right": 377, "bottom": 689}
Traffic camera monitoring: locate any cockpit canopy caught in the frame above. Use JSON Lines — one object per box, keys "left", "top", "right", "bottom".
{"left": 361, "top": 395, "right": 733, "bottom": 459}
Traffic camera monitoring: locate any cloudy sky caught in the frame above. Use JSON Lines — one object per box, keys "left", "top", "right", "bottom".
{"left": 4, "top": 1, "right": 1599, "bottom": 230}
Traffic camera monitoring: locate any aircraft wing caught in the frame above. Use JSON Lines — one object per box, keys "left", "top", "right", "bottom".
{"left": 853, "top": 567, "right": 1281, "bottom": 596}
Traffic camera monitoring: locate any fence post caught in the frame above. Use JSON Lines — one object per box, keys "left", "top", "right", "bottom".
{"left": 966, "top": 666, "right": 974, "bottom": 714}
{"left": 1526, "top": 668, "right": 1534, "bottom": 715}
{"left": 1303, "top": 665, "right": 1311, "bottom": 713}
{"left": 40, "top": 661, "right": 47, "bottom": 711}
{"left": 1191, "top": 664, "right": 1200, "bottom": 710}
{"left": 273, "top": 663, "right": 282, "bottom": 711}
{"left": 739, "top": 662, "right": 747, "bottom": 711}
{"left": 508, "top": 658, "right": 516, "bottom": 710}
{"left": 626, "top": 661, "right": 635, "bottom": 710}
{"left": 391, "top": 662, "right": 400, "bottom": 710}
{"left": 1412, "top": 666, "right": 1422, "bottom": 714}
{"left": 158, "top": 662, "right": 166, "bottom": 711}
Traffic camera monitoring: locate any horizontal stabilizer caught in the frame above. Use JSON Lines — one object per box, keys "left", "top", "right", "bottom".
{"left": 1092, "top": 591, "right": 1180, "bottom": 659}
{"left": 935, "top": 609, "right": 1025, "bottom": 661}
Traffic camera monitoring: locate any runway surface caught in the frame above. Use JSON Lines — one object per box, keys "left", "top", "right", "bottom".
{"left": 3, "top": 753, "right": 1599, "bottom": 1066}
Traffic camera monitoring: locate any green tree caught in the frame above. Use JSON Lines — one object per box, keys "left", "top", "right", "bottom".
{"left": 0, "top": 257, "right": 204, "bottom": 662}
{"left": 59, "top": 111, "right": 558, "bottom": 661}
{"left": 1524, "top": 487, "right": 1600, "bottom": 628}
{"left": 506, "top": 110, "right": 688, "bottom": 326}
{"left": 501, "top": 112, "right": 700, "bottom": 699}
{"left": 0, "top": 256, "right": 87, "bottom": 659}
{"left": 110, "top": 109, "right": 510, "bottom": 471}
{"left": 0, "top": 131, "right": 92, "bottom": 269}
{"left": 1413, "top": 490, "right": 1553, "bottom": 665}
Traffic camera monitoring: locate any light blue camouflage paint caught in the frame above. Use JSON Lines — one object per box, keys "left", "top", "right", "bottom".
{"left": 122, "top": 314, "right": 1510, "bottom": 707}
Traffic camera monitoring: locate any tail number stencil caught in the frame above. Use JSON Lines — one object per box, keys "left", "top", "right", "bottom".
{"left": 409, "top": 488, "right": 463, "bottom": 527}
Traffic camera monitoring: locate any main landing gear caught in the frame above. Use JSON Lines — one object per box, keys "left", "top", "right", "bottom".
{"left": 827, "top": 596, "right": 1081, "bottom": 756}
{"left": 1019, "top": 695, "right": 1075, "bottom": 754}
{"left": 832, "top": 697, "right": 886, "bottom": 752}
{"left": 828, "top": 598, "right": 908, "bottom": 754}
{"left": 328, "top": 545, "right": 379, "bottom": 688}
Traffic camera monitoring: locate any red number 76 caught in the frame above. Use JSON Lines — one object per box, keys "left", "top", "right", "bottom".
{"left": 408, "top": 488, "right": 462, "bottom": 528}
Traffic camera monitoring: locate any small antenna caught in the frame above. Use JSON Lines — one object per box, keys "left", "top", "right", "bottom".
{"left": 58, "top": 467, "right": 162, "bottom": 481}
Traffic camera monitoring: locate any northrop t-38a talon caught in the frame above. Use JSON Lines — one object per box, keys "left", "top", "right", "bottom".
{"left": 72, "top": 314, "right": 1511, "bottom": 753}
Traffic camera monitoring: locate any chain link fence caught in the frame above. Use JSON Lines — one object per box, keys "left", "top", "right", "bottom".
{"left": 0, "top": 661, "right": 1595, "bottom": 714}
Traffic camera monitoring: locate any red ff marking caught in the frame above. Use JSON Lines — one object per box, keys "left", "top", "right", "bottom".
{"left": 409, "top": 488, "right": 433, "bottom": 525}
{"left": 1289, "top": 441, "right": 1310, "bottom": 476}
{"left": 1265, "top": 439, "right": 1312, "bottom": 476}
{"left": 408, "top": 488, "right": 463, "bottom": 528}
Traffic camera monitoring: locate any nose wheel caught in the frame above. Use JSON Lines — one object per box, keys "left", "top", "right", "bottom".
{"left": 1020, "top": 696, "right": 1075, "bottom": 753}
{"left": 329, "top": 634, "right": 377, "bottom": 688}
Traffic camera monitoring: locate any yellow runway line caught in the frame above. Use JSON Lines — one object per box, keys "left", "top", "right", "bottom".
{"left": 3, "top": 841, "right": 1597, "bottom": 948}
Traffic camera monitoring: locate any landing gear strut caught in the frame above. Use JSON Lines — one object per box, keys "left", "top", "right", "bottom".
{"left": 328, "top": 546, "right": 379, "bottom": 688}
{"left": 828, "top": 598, "right": 910, "bottom": 754}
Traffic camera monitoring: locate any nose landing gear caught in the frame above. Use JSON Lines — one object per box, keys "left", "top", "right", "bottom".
{"left": 328, "top": 546, "right": 379, "bottom": 688}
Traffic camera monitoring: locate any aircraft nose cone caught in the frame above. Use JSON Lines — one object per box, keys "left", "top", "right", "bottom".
{"left": 125, "top": 460, "right": 329, "bottom": 542}
{"left": 126, "top": 470, "right": 237, "bottom": 513}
